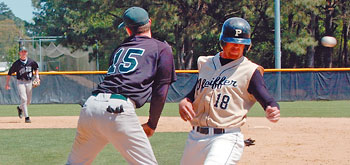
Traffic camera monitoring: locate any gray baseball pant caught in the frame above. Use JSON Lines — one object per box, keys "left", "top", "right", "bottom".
{"left": 17, "top": 80, "right": 32, "bottom": 118}
{"left": 66, "top": 93, "right": 157, "bottom": 165}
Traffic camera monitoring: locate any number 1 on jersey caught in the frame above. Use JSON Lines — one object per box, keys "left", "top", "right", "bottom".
{"left": 107, "top": 48, "right": 145, "bottom": 75}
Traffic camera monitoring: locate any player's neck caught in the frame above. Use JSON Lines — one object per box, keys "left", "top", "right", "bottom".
{"left": 20, "top": 57, "right": 27, "bottom": 61}
{"left": 135, "top": 30, "right": 152, "bottom": 38}
{"left": 219, "top": 56, "right": 234, "bottom": 66}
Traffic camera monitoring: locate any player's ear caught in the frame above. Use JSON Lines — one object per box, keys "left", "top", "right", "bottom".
{"left": 125, "top": 27, "right": 132, "bottom": 36}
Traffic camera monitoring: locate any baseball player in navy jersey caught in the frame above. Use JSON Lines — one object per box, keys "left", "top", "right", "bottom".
{"left": 5, "top": 46, "right": 40, "bottom": 123}
{"left": 66, "top": 7, "right": 176, "bottom": 165}
{"left": 178, "top": 17, "right": 280, "bottom": 165}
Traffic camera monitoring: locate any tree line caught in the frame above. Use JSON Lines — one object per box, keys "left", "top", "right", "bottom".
{"left": 2, "top": 0, "right": 350, "bottom": 70}
{"left": 0, "top": 2, "right": 27, "bottom": 63}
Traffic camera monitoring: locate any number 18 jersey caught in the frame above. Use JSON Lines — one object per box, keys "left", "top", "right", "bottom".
{"left": 191, "top": 53, "right": 259, "bottom": 128}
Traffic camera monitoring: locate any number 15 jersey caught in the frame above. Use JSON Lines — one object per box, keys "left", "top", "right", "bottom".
{"left": 191, "top": 53, "right": 260, "bottom": 128}
{"left": 93, "top": 36, "right": 176, "bottom": 108}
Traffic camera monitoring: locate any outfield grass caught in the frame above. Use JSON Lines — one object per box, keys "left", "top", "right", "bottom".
{"left": 0, "top": 100, "right": 349, "bottom": 117}
{"left": 0, "top": 104, "right": 82, "bottom": 116}
{"left": 0, "top": 129, "right": 187, "bottom": 165}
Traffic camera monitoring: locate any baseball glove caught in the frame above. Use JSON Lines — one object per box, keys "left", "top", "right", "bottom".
{"left": 244, "top": 138, "right": 255, "bottom": 146}
{"left": 32, "top": 79, "right": 40, "bottom": 88}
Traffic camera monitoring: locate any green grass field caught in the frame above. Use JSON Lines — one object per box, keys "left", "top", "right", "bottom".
{"left": 0, "top": 101, "right": 349, "bottom": 164}
{"left": 0, "top": 129, "right": 187, "bottom": 165}
{"left": 0, "top": 100, "right": 349, "bottom": 117}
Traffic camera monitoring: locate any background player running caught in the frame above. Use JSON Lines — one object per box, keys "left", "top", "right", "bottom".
{"left": 5, "top": 46, "right": 40, "bottom": 123}
{"left": 178, "top": 17, "right": 280, "bottom": 165}
{"left": 66, "top": 7, "right": 176, "bottom": 165}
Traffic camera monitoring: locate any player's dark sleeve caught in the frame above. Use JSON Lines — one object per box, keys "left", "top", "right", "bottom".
{"left": 33, "top": 60, "right": 39, "bottom": 71}
{"left": 146, "top": 43, "right": 176, "bottom": 129}
{"left": 147, "top": 83, "right": 170, "bottom": 129}
{"left": 154, "top": 43, "right": 177, "bottom": 84}
{"left": 7, "top": 62, "right": 17, "bottom": 75}
{"left": 248, "top": 69, "right": 280, "bottom": 110}
{"left": 185, "top": 84, "right": 196, "bottom": 102}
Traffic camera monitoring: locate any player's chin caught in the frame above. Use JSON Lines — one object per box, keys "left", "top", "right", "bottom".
{"left": 225, "top": 54, "right": 241, "bottom": 60}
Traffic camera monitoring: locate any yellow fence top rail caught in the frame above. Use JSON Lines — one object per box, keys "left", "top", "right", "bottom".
{"left": 1, "top": 68, "right": 350, "bottom": 75}
{"left": 263, "top": 68, "right": 350, "bottom": 72}
{"left": 177, "top": 68, "right": 350, "bottom": 73}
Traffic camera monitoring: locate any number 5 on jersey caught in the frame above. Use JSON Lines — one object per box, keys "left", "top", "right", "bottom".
{"left": 107, "top": 48, "right": 145, "bottom": 74}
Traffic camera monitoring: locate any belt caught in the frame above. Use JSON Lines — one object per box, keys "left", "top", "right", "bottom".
{"left": 19, "top": 79, "right": 30, "bottom": 81}
{"left": 193, "top": 126, "right": 225, "bottom": 134}
{"left": 92, "top": 93, "right": 127, "bottom": 101}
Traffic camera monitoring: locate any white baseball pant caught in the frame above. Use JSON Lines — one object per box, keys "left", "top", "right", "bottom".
{"left": 181, "top": 127, "right": 244, "bottom": 165}
{"left": 66, "top": 93, "right": 157, "bottom": 165}
{"left": 17, "top": 79, "right": 32, "bottom": 118}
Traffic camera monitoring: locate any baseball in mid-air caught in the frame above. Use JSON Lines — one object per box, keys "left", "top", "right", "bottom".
{"left": 321, "top": 36, "right": 337, "bottom": 47}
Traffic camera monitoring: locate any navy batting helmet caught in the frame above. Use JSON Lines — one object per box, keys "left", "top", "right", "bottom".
{"left": 219, "top": 17, "right": 251, "bottom": 45}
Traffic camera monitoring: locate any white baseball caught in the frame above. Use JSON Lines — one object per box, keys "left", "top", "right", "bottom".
{"left": 321, "top": 36, "right": 337, "bottom": 47}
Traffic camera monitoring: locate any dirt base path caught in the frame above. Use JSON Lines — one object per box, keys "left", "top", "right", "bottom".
{"left": 0, "top": 116, "right": 192, "bottom": 131}
{"left": 1, "top": 116, "right": 350, "bottom": 164}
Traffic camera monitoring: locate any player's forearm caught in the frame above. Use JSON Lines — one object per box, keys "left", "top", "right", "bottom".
{"left": 35, "top": 70, "right": 39, "bottom": 79}
{"left": 248, "top": 69, "right": 279, "bottom": 109}
{"left": 5, "top": 75, "right": 11, "bottom": 86}
{"left": 147, "top": 83, "right": 170, "bottom": 130}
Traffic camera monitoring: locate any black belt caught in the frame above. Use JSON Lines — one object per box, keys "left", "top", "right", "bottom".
{"left": 193, "top": 126, "right": 225, "bottom": 134}
{"left": 92, "top": 93, "right": 127, "bottom": 101}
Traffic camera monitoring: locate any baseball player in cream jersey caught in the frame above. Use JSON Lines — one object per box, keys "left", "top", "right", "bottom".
{"left": 179, "top": 17, "right": 280, "bottom": 165}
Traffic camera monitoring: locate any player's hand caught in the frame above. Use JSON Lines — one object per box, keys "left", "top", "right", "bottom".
{"left": 5, "top": 84, "right": 10, "bottom": 90}
{"left": 142, "top": 123, "right": 155, "bottom": 137}
{"left": 179, "top": 98, "right": 195, "bottom": 121}
{"left": 265, "top": 106, "right": 280, "bottom": 123}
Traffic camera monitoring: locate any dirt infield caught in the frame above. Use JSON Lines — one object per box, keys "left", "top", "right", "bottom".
{"left": 1, "top": 116, "right": 350, "bottom": 164}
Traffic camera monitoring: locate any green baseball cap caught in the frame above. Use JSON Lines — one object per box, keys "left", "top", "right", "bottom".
{"left": 19, "top": 47, "right": 27, "bottom": 52}
{"left": 118, "top": 7, "right": 150, "bottom": 29}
